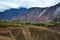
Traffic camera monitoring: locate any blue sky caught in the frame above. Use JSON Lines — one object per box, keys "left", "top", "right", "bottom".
{"left": 0, "top": 0, "right": 60, "bottom": 12}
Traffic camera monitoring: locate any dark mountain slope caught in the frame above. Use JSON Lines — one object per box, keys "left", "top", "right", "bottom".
{"left": 0, "top": 8, "right": 27, "bottom": 19}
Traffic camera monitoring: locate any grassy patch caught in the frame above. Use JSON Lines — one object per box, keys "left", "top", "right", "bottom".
{"left": 0, "top": 20, "right": 59, "bottom": 28}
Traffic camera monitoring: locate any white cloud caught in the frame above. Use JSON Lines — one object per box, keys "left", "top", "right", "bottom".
{"left": 0, "top": 0, "right": 60, "bottom": 12}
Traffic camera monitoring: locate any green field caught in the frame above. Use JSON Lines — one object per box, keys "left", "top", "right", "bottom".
{"left": 0, "top": 20, "right": 59, "bottom": 28}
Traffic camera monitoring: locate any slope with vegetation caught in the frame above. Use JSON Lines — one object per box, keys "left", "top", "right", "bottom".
{"left": 0, "top": 20, "right": 58, "bottom": 27}
{"left": 0, "top": 20, "right": 60, "bottom": 40}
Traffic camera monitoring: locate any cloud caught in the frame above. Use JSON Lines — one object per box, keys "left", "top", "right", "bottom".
{"left": 0, "top": 0, "right": 60, "bottom": 12}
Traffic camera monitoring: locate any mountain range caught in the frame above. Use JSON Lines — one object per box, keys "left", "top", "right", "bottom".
{"left": 0, "top": 7, "right": 27, "bottom": 19}
{"left": 0, "top": 3, "right": 60, "bottom": 22}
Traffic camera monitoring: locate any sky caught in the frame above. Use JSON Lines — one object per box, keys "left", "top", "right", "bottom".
{"left": 0, "top": 0, "right": 60, "bottom": 12}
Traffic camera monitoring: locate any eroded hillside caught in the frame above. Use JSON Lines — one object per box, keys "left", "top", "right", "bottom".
{"left": 0, "top": 26, "right": 60, "bottom": 40}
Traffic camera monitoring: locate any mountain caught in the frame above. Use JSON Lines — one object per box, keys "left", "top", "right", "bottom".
{"left": 0, "top": 7, "right": 27, "bottom": 19}
{"left": 0, "top": 3, "right": 60, "bottom": 22}
{"left": 12, "top": 3, "right": 60, "bottom": 22}
{"left": 51, "top": 5, "right": 60, "bottom": 22}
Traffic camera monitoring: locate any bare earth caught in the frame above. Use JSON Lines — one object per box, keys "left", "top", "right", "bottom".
{"left": 0, "top": 26, "right": 60, "bottom": 40}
